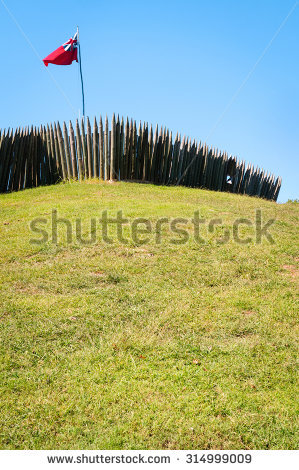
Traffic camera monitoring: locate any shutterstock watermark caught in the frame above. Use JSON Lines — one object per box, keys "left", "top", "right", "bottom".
{"left": 29, "top": 209, "right": 275, "bottom": 246}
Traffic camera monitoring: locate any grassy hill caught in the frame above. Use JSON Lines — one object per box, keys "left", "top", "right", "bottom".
{"left": 0, "top": 181, "right": 298, "bottom": 449}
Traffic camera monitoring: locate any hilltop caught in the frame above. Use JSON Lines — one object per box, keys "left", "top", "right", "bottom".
{"left": 0, "top": 181, "right": 297, "bottom": 449}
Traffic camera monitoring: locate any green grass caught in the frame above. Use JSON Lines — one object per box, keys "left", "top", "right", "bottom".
{"left": 0, "top": 181, "right": 298, "bottom": 450}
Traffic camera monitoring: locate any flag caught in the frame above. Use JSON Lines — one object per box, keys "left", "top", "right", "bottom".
{"left": 43, "top": 31, "right": 78, "bottom": 67}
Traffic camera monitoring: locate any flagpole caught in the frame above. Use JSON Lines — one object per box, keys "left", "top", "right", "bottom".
{"left": 77, "top": 26, "right": 85, "bottom": 118}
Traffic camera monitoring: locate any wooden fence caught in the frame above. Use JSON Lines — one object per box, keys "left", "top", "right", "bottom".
{"left": 0, "top": 114, "right": 281, "bottom": 200}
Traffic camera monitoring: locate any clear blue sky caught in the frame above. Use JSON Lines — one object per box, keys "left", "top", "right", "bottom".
{"left": 0, "top": 0, "right": 298, "bottom": 202}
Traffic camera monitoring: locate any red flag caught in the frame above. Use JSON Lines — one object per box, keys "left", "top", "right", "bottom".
{"left": 43, "top": 31, "right": 78, "bottom": 67}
